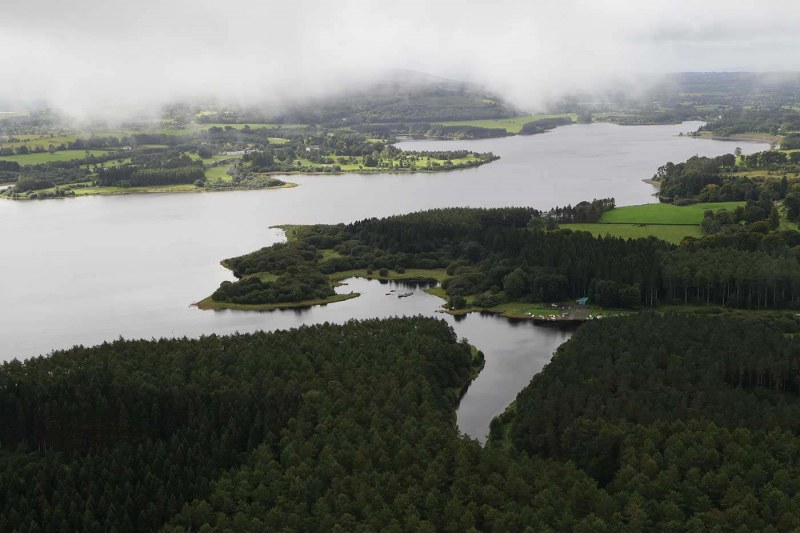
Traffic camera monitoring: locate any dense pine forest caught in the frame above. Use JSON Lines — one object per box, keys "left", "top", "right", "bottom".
{"left": 209, "top": 204, "right": 800, "bottom": 310}
{"left": 4, "top": 314, "right": 800, "bottom": 531}
{"left": 490, "top": 313, "right": 800, "bottom": 531}
{"left": 0, "top": 318, "right": 483, "bottom": 531}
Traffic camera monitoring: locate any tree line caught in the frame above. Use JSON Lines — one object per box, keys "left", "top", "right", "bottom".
{"left": 654, "top": 152, "right": 799, "bottom": 204}
{"left": 697, "top": 106, "right": 800, "bottom": 136}
{"left": 212, "top": 205, "right": 800, "bottom": 310}
{"left": 96, "top": 154, "right": 205, "bottom": 187}
{"left": 519, "top": 116, "right": 573, "bottom": 135}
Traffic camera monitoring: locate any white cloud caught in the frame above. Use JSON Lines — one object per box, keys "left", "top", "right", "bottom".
{"left": 1, "top": 0, "right": 799, "bottom": 116}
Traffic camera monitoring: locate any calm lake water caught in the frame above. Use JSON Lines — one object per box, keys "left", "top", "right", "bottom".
{"left": 0, "top": 121, "right": 767, "bottom": 441}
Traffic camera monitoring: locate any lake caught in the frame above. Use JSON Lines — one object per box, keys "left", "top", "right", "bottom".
{"left": 0, "top": 121, "right": 767, "bottom": 441}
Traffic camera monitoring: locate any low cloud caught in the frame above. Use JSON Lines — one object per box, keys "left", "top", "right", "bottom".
{"left": 2, "top": 0, "right": 799, "bottom": 118}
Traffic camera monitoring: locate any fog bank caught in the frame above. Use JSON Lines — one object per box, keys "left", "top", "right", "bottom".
{"left": 2, "top": 0, "right": 799, "bottom": 117}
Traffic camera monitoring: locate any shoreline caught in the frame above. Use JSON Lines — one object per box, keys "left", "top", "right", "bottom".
{"left": 263, "top": 156, "right": 499, "bottom": 178}
{"left": 433, "top": 295, "right": 629, "bottom": 324}
{"left": 194, "top": 266, "right": 447, "bottom": 312}
{"left": 193, "top": 292, "right": 360, "bottom": 311}
{"left": 0, "top": 181, "right": 299, "bottom": 201}
{"left": 0, "top": 157, "right": 499, "bottom": 201}
{"left": 700, "top": 132, "right": 781, "bottom": 144}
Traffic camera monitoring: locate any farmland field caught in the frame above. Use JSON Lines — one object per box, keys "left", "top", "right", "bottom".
{"left": 434, "top": 114, "right": 575, "bottom": 133}
{"left": 0, "top": 150, "right": 111, "bottom": 164}
{"left": 599, "top": 201, "right": 743, "bottom": 224}
{"left": 561, "top": 202, "right": 744, "bottom": 243}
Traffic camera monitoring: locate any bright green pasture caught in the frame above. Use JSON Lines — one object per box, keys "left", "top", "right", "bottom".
{"left": 600, "top": 202, "right": 744, "bottom": 225}
{"left": 0, "top": 134, "right": 78, "bottom": 149}
{"left": 205, "top": 165, "right": 234, "bottom": 182}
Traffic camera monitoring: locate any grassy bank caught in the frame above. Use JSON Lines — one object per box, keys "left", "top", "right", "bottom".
{"left": 199, "top": 253, "right": 449, "bottom": 311}
{"left": 6, "top": 181, "right": 298, "bottom": 200}
{"left": 422, "top": 283, "right": 631, "bottom": 320}
{"left": 194, "top": 292, "right": 360, "bottom": 311}
{"left": 694, "top": 131, "right": 782, "bottom": 144}
{"left": 563, "top": 223, "right": 702, "bottom": 243}
{"left": 438, "top": 298, "right": 631, "bottom": 320}
{"left": 197, "top": 266, "right": 449, "bottom": 312}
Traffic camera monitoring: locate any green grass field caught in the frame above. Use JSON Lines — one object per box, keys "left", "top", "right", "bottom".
{"left": 204, "top": 154, "right": 236, "bottom": 162}
{"left": 435, "top": 114, "right": 575, "bottom": 134}
{"left": 95, "top": 157, "right": 132, "bottom": 168}
{"left": 600, "top": 202, "right": 743, "bottom": 224}
{"left": 20, "top": 179, "right": 299, "bottom": 199}
{"left": 560, "top": 202, "right": 744, "bottom": 244}
{"left": 157, "top": 128, "right": 193, "bottom": 135}
{"left": 0, "top": 150, "right": 111, "bottom": 164}
{"left": 246, "top": 272, "right": 279, "bottom": 283}
{"left": 205, "top": 165, "right": 234, "bottom": 182}
{"left": 0, "top": 134, "right": 78, "bottom": 150}
{"left": 320, "top": 249, "right": 344, "bottom": 260}
{"left": 15, "top": 183, "right": 200, "bottom": 197}
{"left": 72, "top": 184, "right": 198, "bottom": 195}
{"left": 563, "top": 223, "right": 702, "bottom": 243}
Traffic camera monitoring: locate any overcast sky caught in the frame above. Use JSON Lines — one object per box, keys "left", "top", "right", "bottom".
{"left": 2, "top": 0, "right": 799, "bottom": 116}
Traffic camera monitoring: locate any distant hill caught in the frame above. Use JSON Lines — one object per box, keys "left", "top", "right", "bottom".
{"left": 651, "top": 72, "right": 800, "bottom": 107}
{"left": 196, "top": 70, "right": 520, "bottom": 125}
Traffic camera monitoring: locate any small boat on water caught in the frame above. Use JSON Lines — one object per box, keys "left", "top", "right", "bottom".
{"left": 398, "top": 292, "right": 414, "bottom": 298}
